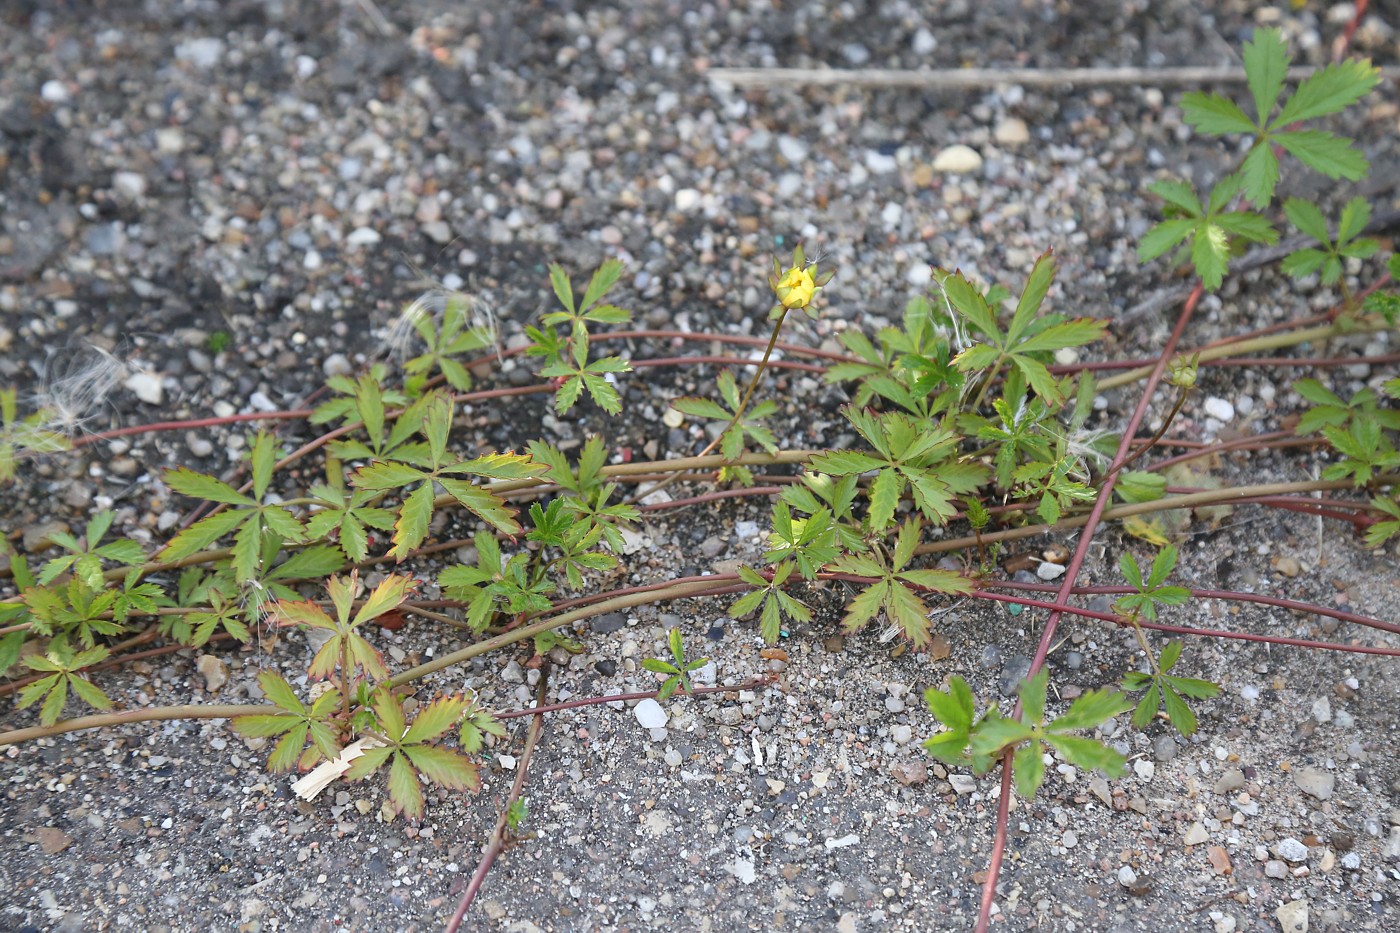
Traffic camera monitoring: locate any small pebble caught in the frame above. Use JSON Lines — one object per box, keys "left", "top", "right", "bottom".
{"left": 993, "top": 118, "right": 1030, "bottom": 146}
{"left": 196, "top": 655, "right": 229, "bottom": 692}
{"left": 1274, "top": 899, "right": 1308, "bottom": 933}
{"left": 1202, "top": 397, "right": 1234, "bottom": 422}
{"left": 634, "top": 698, "right": 668, "bottom": 730}
{"left": 124, "top": 371, "right": 164, "bottom": 405}
{"left": 1183, "top": 822, "right": 1209, "bottom": 846}
{"left": 1292, "top": 766, "right": 1335, "bottom": 800}
{"left": 932, "top": 145, "right": 983, "bottom": 174}
{"left": 1276, "top": 837, "right": 1309, "bottom": 862}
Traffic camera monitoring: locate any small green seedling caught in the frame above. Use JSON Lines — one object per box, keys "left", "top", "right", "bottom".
{"left": 642, "top": 628, "right": 709, "bottom": 700}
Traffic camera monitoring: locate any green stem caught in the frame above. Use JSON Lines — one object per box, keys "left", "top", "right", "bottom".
{"left": 1097, "top": 315, "right": 1390, "bottom": 390}
{"left": 627, "top": 306, "right": 792, "bottom": 504}
{"left": 1098, "top": 384, "right": 1192, "bottom": 484}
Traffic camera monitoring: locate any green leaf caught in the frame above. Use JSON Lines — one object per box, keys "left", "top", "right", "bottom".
{"left": 164, "top": 468, "right": 252, "bottom": 506}
{"left": 353, "top": 461, "right": 428, "bottom": 491}
{"left": 671, "top": 397, "right": 730, "bottom": 420}
{"left": 642, "top": 658, "right": 680, "bottom": 674}
{"left": 548, "top": 264, "right": 575, "bottom": 314}
{"left": 1337, "top": 197, "right": 1371, "bottom": 244}
{"left": 1192, "top": 222, "right": 1230, "bottom": 290}
{"left": 807, "top": 450, "right": 886, "bottom": 475}
{"left": 1007, "top": 250, "right": 1057, "bottom": 344}
{"left": 353, "top": 574, "right": 415, "bottom": 627}
{"left": 1181, "top": 92, "right": 1257, "bottom": 136}
{"left": 249, "top": 431, "right": 277, "bottom": 501}
{"left": 1283, "top": 198, "right": 1330, "bottom": 242}
{"left": 1137, "top": 219, "right": 1198, "bottom": 262}
{"left": 924, "top": 676, "right": 975, "bottom": 733}
{"left": 403, "top": 745, "right": 480, "bottom": 791}
{"left": 579, "top": 258, "right": 623, "bottom": 312}
{"left": 1273, "top": 57, "right": 1380, "bottom": 126}
{"left": 1019, "top": 670, "right": 1047, "bottom": 725}
{"left": 1011, "top": 742, "right": 1045, "bottom": 797}
{"left": 1213, "top": 211, "right": 1276, "bottom": 245}
{"left": 897, "top": 568, "right": 973, "bottom": 596}
{"left": 1240, "top": 145, "right": 1280, "bottom": 208}
{"left": 1275, "top": 130, "right": 1369, "bottom": 181}
{"left": 1050, "top": 688, "right": 1133, "bottom": 731}
{"left": 1243, "top": 27, "right": 1289, "bottom": 121}
{"left": 1161, "top": 685, "right": 1198, "bottom": 736}
{"left": 390, "top": 482, "right": 434, "bottom": 560}
{"left": 439, "top": 480, "right": 521, "bottom": 535}
{"left": 969, "top": 715, "right": 1035, "bottom": 759}
{"left": 158, "top": 509, "right": 247, "bottom": 562}
{"left": 67, "top": 675, "right": 112, "bottom": 711}
{"left": 403, "top": 694, "right": 468, "bottom": 744}
{"left": 1012, "top": 318, "right": 1108, "bottom": 356}
{"left": 1043, "top": 733, "right": 1126, "bottom": 777}
{"left": 1131, "top": 685, "right": 1160, "bottom": 729}
{"left": 867, "top": 468, "right": 902, "bottom": 533}
{"left": 387, "top": 752, "right": 426, "bottom": 820}
{"left": 1147, "top": 179, "right": 1202, "bottom": 215}
{"left": 258, "top": 671, "right": 307, "bottom": 714}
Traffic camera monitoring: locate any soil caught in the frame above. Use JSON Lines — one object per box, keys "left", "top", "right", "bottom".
{"left": 1, "top": 2, "right": 1399, "bottom": 932}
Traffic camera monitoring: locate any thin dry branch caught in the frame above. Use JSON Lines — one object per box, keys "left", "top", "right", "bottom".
{"left": 707, "top": 63, "right": 1400, "bottom": 91}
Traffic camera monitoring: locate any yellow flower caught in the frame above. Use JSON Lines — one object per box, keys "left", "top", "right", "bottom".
{"left": 768, "top": 245, "right": 834, "bottom": 318}
{"left": 775, "top": 265, "right": 816, "bottom": 309}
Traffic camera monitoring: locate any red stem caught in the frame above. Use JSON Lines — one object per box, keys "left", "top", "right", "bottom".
{"left": 975, "top": 282, "right": 1205, "bottom": 933}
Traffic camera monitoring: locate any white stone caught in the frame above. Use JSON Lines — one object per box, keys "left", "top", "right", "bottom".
{"left": 346, "top": 227, "right": 382, "bottom": 246}
{"left": 1311, "top": 696, "right": 1332, "bottom": 723}
{"left": 1183, "top": 822, "right": 1209, "bottom": 846}
{"left": 777, "top": 135, "right": 808, "bottom": 164}
{"left": 1277, "top": 837, "right": 1308, "bottom": 862}
{"left": 196, "top": 655, "right": 228, "bottom": 692}
{"left": 1035, "top": 560, "right": 1066, "bottom": 581}
{"left": 112, "top": 171, "right": 147, "bottom": 201}
{"left": 322, "top": 353, "right": 352, "bottom": 378}
{"left": 1134, "top": 759, "right": 1156, "bottom": 781}
{"left": 124, "top": 371, "right": 164, "bottom": 405}
{"left": 911, "top": 28, "right": 938, "bottom": 55}
{"left": 1116, "top": 865, "right": 1138, "bottom": 887}
{"left": 634, "top": 698, "right": 668, "bottom": 730}
{"left": 865, "top": 150, "right": 898, "bottom": 174}
{"left": 932, "top": 145, "right": 983, "bottom": 174}
{"left": 1274, "top": 899, "right": 1308, "bottom": 933}
{"left": 881, "top": 202, "right": 903, "bottom": 226}
{"left": 674, "top": 188, "right": 703, "bottom": 212}
{"left": 993, "top": 118, "right": 1030, "bottom": 146}
{"left": 1292, "top": 766, "right": 1335, "bottom": 800}
{"left": 175, "top": 37, "right": 225, "bottom": 69}
{"left": 1203, "top": 396, "right": 1235, "bottom": 422}
{"left": 41, "top": 80, "right": 70, "bottom": 104}
{"left": 155, "top": 128, "right": 185, "bottom": 155}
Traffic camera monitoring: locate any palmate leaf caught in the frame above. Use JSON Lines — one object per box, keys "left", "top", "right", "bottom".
{"left": 164, "top": 467, "right": 253, "bottom": 506}
{"left": 1243, "top": 26, "right": 1288, "bottom": 122}
{"left": 1180, "top": 92, "right": 1256, "bottom": 136}
{"left": 1274, "top": 130, "right": 1369, "bottom": 182}
{"left": 1274, "top": 57, "right": 1381, "bottom": 126}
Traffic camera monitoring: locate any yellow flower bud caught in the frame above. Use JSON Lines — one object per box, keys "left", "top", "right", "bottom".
{"left": 776, "top": 265, "right": 816, "bottom": 309}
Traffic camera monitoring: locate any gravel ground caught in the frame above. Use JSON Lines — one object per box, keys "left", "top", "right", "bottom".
{"left": 2, "top": 1, "right": 1400, "bottom": 931}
